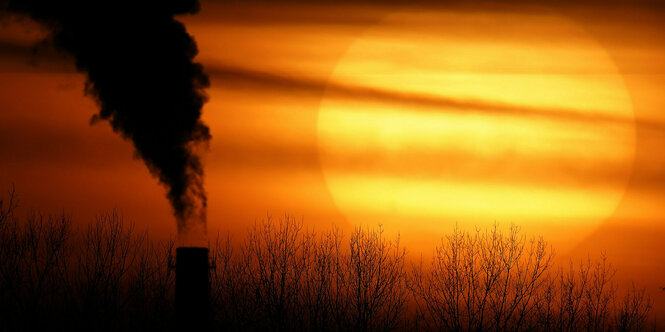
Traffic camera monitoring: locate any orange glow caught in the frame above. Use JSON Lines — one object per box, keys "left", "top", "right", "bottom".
{"left": 318, "top": 12, "right": 635, "bottom": 248}
{"left": 2, "top": 0, "right": 665, "bottom": 320}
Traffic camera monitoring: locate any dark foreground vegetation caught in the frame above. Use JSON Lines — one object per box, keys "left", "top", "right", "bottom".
{"left": 0, "top": 188, "right": 654, "bottom": 331}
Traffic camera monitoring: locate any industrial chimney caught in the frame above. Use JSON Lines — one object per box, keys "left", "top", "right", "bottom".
{"left": 175, "top": 247, "right": 210, "bottom": 331}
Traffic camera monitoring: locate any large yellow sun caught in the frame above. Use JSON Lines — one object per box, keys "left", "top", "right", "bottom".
{"left": 317, "top": 10, "right": 635, "bottom": 250}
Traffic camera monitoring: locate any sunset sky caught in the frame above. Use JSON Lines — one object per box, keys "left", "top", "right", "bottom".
{"left": 1, "top": 0, "right": 665, "bottom": 313}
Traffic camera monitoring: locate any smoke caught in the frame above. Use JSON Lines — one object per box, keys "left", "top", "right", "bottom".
{"left": 4, "top": 0, "right": 211, "bottom": 236}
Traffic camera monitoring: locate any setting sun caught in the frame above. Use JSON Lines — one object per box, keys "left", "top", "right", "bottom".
{"left": 318, "top": 11, "right": 635, "bottom": 247}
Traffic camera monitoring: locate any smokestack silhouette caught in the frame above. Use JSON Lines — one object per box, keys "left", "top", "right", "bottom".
{"left": 4, "top": 0, "right": 211, "bottom": 236}
{"left": 175, "top": 247, "right": 210, "bottom": 331}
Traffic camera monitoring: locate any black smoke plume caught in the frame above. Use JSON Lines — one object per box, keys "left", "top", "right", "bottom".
{"left": 5, "top": 0, "right": 211, "bottom": 235}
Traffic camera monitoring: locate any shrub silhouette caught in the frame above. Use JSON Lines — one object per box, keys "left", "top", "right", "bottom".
{"left": 0, "top": 188, "right": 654, "bottom": 331}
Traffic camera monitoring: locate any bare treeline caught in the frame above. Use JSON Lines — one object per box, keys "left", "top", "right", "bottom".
{"left": 0, "top": 188, "right": 175, "bottom": 331}
{"left": 211, "top": 216, "right": 408, "bottom": 332}
{"left": 408, "top": 226, "right": 653, "bottom": 332}
{"left": 0, "top": 188, "right": 654, "bottom": 331}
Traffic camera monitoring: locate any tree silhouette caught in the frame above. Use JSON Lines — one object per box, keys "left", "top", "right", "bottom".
{"left": 0, "top": 188, "right": 655, "bottom": 331}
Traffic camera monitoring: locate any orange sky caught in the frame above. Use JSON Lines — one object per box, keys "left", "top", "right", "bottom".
{"left": 1, "top": 0, "right": 665, "bottom": 314}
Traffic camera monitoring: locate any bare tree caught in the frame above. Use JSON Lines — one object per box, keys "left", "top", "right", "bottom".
{"left": 409, "top": 224, "right": 554, "bottom": 332}
{"left": 21, "top": 212, "right": 73, "bottom": 329}
{"left": 210, "top": 232, "right": 253, "bottom": 331}
{"left": 340, "top": 226, "right": 407, "bottom": 332}
{"left": 240, "top": 215, "right": 309, "bottom": 331}
{"left": 299, "top": 225, "right": 344, "bottom": 331}
{"left": 64, "top": 211, "right": 144, "bottom": 329}
{"left": 0, "top": 186, "right": 24, "bottom": 323}
{"left": 0, "top": 188, "right": 75, "bottom": 330}
{"left": 615, "top": 283, "right": 653, "bottom": 332}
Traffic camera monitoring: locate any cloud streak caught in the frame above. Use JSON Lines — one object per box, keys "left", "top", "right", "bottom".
{"left": 209, "top": 64, "right": 665, "bottom": 132}
{"left": 2, "top": 37, "right": 662, "bottom": 133}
